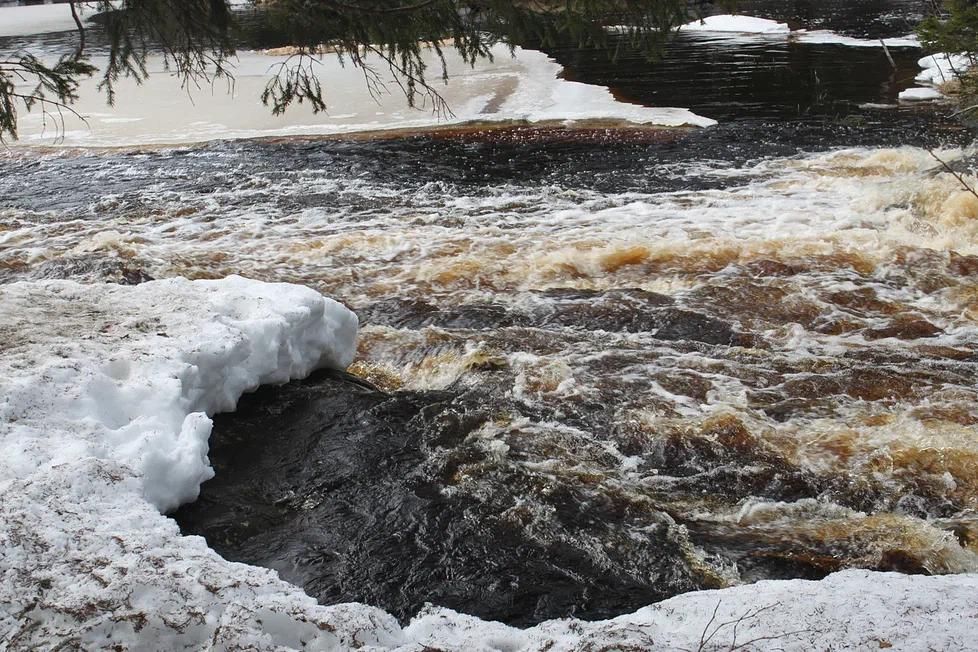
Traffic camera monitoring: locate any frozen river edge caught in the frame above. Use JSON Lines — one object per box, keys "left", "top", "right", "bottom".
{"left": 0, "top": 277, "right": 975, "bottom": 651}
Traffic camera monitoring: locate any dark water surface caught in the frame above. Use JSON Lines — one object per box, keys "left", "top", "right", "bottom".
{"left": 544, "top": 0, "right": 933, "bottom": 121}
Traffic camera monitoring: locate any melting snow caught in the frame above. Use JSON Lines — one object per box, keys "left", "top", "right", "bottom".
{"left": 681, "top": 15, "right": 790, "bottom": 34}
{"left": 899, "top": 53, "right": 974, "bottom": 102}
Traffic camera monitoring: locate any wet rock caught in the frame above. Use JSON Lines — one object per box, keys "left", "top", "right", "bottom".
{"left": 741, "top": 259, "right": 803, "bottom": 277}
{"left": 653, "top": 371, "right": 713, "bottom": 402}
{"left": 780, "top": 368, "right": 917, "bottom": 402}
{"left": 532, "top": 288, "right": 745, "bottom": 343}
{"left": 646, "top": 415, "right": 819, "bottom": 502}
{"left": 948, "top": 251, "right": 978, "bottom": 278}
{"left": 814, "top": 318, "right": 864, "bottom": 335}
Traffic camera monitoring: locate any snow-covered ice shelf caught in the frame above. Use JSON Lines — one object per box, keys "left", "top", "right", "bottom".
{"left": 676, "top": 14, "right": 919, "bottom": 48}
{"left": 681, "top": 15, "right": 790, "bottom": 34}
{"left": 11, "top": 44, "right": 715, "bottom": 147}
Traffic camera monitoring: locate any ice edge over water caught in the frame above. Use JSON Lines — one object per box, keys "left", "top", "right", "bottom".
{"left": 10, "top": 43, "right": 715, "bottom": 146}
{"left": 899, "top": 52, "right": 974, "bottom": 101}
{"left": 2, "top": 277, "right": 977, "bottom": 650}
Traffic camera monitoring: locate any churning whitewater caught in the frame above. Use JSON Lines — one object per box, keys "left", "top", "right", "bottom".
{"left": 2, "top": 0, "right": 978, "bottom": 650}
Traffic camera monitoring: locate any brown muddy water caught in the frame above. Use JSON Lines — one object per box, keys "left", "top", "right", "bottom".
{"left": 3, "top": 0, "right": 978, "bottom": 628}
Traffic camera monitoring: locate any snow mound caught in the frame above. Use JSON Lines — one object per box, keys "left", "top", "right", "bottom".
{"left": 916, "top": 52, "right": 972, "bottom": 85}
{"left": 0, "top": 277, "right": 381, "bottom": 650}
{"left": 899, "top": 53, "right": 973, "bottom": 102}
{"left": 405, "top": 570, "right": 978, "bottom": 650}
{"left": 681, "top": 15, "right": 790, "bottom": 34}
{"left": 899, "top": 86, "right": 944, "bottom": 101}
{"left": 0, "top": 276, "right": 358, "bottom": 512}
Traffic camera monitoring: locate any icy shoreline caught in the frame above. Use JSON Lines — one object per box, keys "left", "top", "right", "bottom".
{"left": 1, "top": 277, "right": 976, "bottom": 650}
{"left": 8, "top": 43, "right": 715, "bottom": 146}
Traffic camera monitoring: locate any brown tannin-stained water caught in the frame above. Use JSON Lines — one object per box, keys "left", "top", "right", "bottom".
{"left": 4, "top": 0, "right": 978, "bottom": 628}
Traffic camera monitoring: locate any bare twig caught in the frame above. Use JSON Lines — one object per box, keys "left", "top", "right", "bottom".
{"left": 880, "top": 39, "right": 896, "bottom": 70}
{"left": 682, "top": 601, "right": 812, "bottom": 652}
{"left": 68, "top": 2, "right": 86, "bottom": 60}
{"left": 927, "top": 148, "right": 978, "bottom": 201}
{"left": 699, "top": 601, "right": 723, "bottom": 651}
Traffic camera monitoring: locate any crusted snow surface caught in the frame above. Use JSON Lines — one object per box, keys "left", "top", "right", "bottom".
{"left": 404, "top": 570, "right": 978, "bottom": 651}
{"left": 1, "top": 278, "right": 977, "bottom": 650}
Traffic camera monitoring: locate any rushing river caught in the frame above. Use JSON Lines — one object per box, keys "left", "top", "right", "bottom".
{"left": 3, "top": 0, "right": 978, "bottom": 630}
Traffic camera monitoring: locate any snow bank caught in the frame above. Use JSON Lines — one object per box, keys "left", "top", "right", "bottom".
{"left": 0, "top": 0, "right": 248, "bottom": 37}
{"left": 0, "top": 276, "right": 357, "bottom": 511}
{"left": 898, "top": 53, "right": 973, "bottom": 102}
{"left": 0, "top": 277, "right": 384, "bottom": 650}
{"left": 794, "top": 32, "right": 919, "bottom": 48}
{"left": 915, "top": 52, "right": 972, "bottom": 85}
{"left": 1, "top": 277, "right": 976, "bottom": 650}
{"left": 681, "top": 15, "right": 789, "bottom": 34}
{"left": 671, "top": 15, "right": 919, "bottom": 50}
{"left": 898, "top": 86, "right": 944, "bottom": 101}
{"left": 405, "top": 570, "right": 978, "bottom": 650}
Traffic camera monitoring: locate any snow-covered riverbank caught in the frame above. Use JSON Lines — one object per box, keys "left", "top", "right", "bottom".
{"left": 1, "top": 278, "right": 976, "bottom": 650}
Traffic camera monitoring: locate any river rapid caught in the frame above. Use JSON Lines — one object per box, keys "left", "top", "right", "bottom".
{"left": 3, "top": 0, "right": 978, "bottom": 629}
